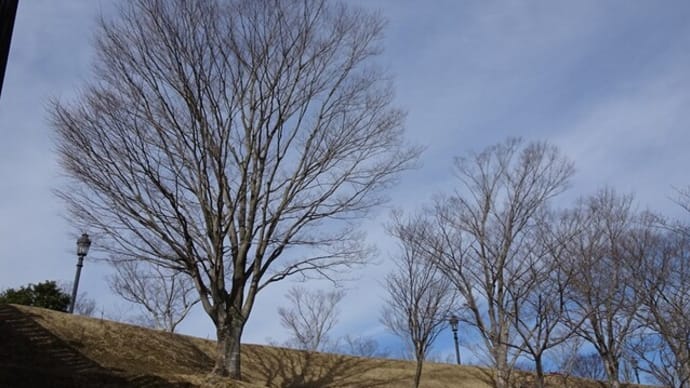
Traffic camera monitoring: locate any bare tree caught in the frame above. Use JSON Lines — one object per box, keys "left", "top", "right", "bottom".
{"left": 109, "top": 260, "right": 198, "bottom": 332}
{"left": 424, "top": 138, "right": 574, "bottom": 388}
{"left": 51, "top": 0, "right": 419, "bottom": 378}
{"left": 278, "top": 286, "right": 344, "bottom": 352}
{"left": 507, "top": 209, "right": 584, "bottom": 388}
{"left": 563, "top": 189, "right": 649, "bottom": 388}
{"left": 673, "top": 186, "right": 690, "bottom": 214}
{"left": 58, "top": 282, "right": 97, "bottom": 316}
{"left": 547, "top": 336, "right": 585, "bottom": 378}
{"left": 628, "top": 222, "right": 690, "bottom": 388}
{"left": 382, "top": 211, "right": 456, "bottom": 388}
{"left": 72, "top": 292, "right": 97, "bottom": 317}
{"left": 338, "top": 334, "right": 389, "bottom": 358}
{"left": 277, "top": 287, "right": 388, "bottom": 357}
{"left": 570, "top": 352, "right": 607, "bottom": 381}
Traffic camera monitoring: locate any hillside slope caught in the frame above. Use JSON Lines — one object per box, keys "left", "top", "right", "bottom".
{"left": 0, "top": 304, "right": 627, "bottom": 387}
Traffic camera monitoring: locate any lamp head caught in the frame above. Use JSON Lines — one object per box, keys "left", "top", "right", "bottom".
{"left": 449, "top": 314, "right": 459, "bottom": 331}
{"left": 76, "top": 233, "right": 91, "bottom": 257}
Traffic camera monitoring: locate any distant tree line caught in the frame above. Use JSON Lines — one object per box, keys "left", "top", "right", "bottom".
{"left": 382, "top": 138, "right": 690, "bottom": 388}
{"left": 96, "top": 137, "right": 689, "bottom": 388}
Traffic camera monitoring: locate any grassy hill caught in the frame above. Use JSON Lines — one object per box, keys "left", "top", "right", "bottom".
{"left": 0, "top": 304, "right": 638, "bottom": 387}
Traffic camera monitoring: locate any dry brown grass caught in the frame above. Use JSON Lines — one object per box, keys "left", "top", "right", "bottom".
{"left": 1, "top": 304, "right": 647, "bottom": 387}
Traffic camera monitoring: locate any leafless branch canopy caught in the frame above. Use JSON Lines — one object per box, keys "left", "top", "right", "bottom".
{"left": 382, "top": 210, "right": 456, "bottom": 388}
{"left": 562, "top": 189, "right": 657, "bottom": 388}
{"left": 52, "top": 0, "right": 418, "bottom": 377}
{"left": 628, "top": 218, "right": 690, "bottom": 387}
{"left": 109, "top": 259, "right": 199, "bottom": 332}
{"left": 502, "top": 208, "right": 586, "bottom": 388}
{"left": 278, "top": 286, "right": 344, "bottom": 352}
{"left": 422, "top": 138, "right": 574, "bottom": 388}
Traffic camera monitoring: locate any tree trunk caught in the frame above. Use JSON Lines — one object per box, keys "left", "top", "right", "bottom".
{"left": 212, "top": 313, "right": 244, "bottom": 379}
{"left": 682, "top": 363, "right": 690, "bottom": 388}
{"left": 603, "top": 357, "right": 620, "bottom": 388}
{"left": 413, "top": 356, "right": 423, "bottom": 388}
{"left": 494, "top": 345, "right": 510, "bottom": 388}
{"left": 535, "top": 354, "right": 545, "bottom": 388}
{"left": 495, "top": 367, "right": 508, "bottom": 388}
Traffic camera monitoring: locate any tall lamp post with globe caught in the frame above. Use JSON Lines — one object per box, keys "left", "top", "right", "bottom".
{"left": 449, "top": 314, "right": 461, "bottom": 365}
{"left": 69, "top": 233, "right": 91, "bottom": 313}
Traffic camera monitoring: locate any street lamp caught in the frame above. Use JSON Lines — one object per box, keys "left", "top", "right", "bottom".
{"left": 632, "top": 359, "right": 640, "bottom": 385}
{"left": 449, "top": 314, "right": 460, "bottom": 365}
{"left": 69, "top": 233, "right": 91, "bottom": 313}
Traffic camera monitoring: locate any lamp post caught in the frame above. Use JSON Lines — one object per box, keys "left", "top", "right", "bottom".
{"left": 449, "top": 314, "right": 460, "bottom": 365}
{"left": 69, "top": 233, "right": 91, "bottom": 313}
{"left": 632, "top": 359, "right": 640, "bottom": 385}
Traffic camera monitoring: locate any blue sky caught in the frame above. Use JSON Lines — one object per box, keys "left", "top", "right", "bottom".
{"left": 2, "top": 0, "right": 690, "bottom": 363}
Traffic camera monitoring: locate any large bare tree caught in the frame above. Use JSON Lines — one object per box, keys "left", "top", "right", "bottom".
{"left": 426, "top": 138, "right": 574, "bottom": 388}
{"left": 52, "top": 0, "right": 419, "bottom": 378}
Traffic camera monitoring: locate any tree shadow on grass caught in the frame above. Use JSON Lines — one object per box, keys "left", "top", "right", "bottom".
{"left": 139, "top": 330, "right": 214, "bottom": 376}
{"left": 467, "top": 367, "right": 640, "bottom": 388}
{"left": 249, "top": 345, "right": 406, "bottom": 388}
{"left": 467, "top": 367, "right": 610, "bottom": 388}
{"left": 450, "top": 365, "right": 496, "bottom": 387}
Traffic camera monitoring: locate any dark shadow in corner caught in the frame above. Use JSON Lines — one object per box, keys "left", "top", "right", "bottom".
{"left": 0, "top": 304, "right": 193, "bottom": 388}
{"left": 250, "top": 345, "right": 406, "bottom": 388}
